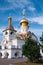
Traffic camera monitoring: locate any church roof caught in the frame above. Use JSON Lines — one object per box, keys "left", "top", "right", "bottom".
{"left": 16, "top": 31, "right": 38, "bottom": 42}
{"left": 16, "top": 31, "right": 31, "bottom": 40}
{"left": 3, "top": 16, "right": 17, "bottom": 32}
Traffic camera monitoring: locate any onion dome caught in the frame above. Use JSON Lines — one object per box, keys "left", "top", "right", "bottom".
{"left": 20, "top": 18, "right": 28, "bottom": 26}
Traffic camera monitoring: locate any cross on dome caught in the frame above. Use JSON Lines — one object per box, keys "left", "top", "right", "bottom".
{"left": 20, "top": 9, "right": 28, "bottom": 25}
{"left": 22, "top": 9, "right": 26, "bottom": 18}
{"left": 8, "top": 16, "right": 12, "bottom": 25}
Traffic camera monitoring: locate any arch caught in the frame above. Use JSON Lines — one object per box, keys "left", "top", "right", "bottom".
{"left": 15, "top": 52, "right": 17, "bottom": 57}
{"left": 0, "top": 52, "right": 2, "bottom": 58}
{"left": 4, "top": 46, "right": 8, "bottom": 49}
{"left": 4, "top": 52, "right": 9, "bottom": 59}
{"left": 14, "top": 51, "right": 19, "bottom": 58}
{"left": 0, "top": 46, "right": 2, "bottom": 49}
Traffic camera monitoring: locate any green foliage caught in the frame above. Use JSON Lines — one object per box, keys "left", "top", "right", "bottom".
{"left": 40, "top": 32, "right": 43, "bottom": 44}
{"left": 22, "top": 37, "right": 41, "bottom": 62}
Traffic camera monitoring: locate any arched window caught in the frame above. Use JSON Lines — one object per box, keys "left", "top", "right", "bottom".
{"left": 0, "top": 46, "right": 2, "bottom": 49}
{"left": 15, "top": 52, "right": 17, "bottom": 57}
{"left": 5, "top": 46, "right": 8, "bottom": 49}
{"left": 6, "top": 53, "right": 9, "bottom": 56}
{"left": 0, "top": 52, "right": 2, "bottom": 58}
{"left": 4, "top": 52, "right": 9, "bottom": 59}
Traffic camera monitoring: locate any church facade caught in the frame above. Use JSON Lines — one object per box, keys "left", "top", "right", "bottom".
{"left": 0, "top": 14, "right": 42, "bottom": 59}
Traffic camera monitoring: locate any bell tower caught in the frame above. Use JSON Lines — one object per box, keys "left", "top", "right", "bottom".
{"left": 3, "top": 16, "right": 17, "bottom": 43}
{"left": 20, "top": 9, "right": 28, "bottom": 34}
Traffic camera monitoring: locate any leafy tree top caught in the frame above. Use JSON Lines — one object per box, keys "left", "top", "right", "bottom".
{"left": 22, "top": 36, "right": 41, "bottom": 62}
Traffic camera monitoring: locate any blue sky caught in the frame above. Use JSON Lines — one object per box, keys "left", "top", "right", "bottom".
{"left": 0, "top": 0, "right": 43, "bottom": 42}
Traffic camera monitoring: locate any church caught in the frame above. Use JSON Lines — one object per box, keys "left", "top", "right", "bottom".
{"left": 0, "top": 10, "right": 43, "bottom": 59}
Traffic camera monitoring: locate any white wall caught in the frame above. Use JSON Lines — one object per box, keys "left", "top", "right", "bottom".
{"left": 3, "top": 30, "right": 16, "bottom": 41}
{"left": 21, "top": 26, "right": 28, "bottom": 34}
{"left": 11, "top": 49, "right": 22, "bottom": 58}
{"left": 0, "top": 49, "right": 11, "bottom": 58}
{"left": 40, "top": 48, "right": 43, "bottom": 57}
{"left": 17, "top": 39, "right": 25, "bottom": 48}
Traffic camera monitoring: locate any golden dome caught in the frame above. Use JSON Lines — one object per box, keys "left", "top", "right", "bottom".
{"left": 20, "top": 18, "right": 28, "bottom": 26}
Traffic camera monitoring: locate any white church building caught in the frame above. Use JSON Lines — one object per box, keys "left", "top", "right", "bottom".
{"left": 0, "top": 11, "right": 43, "bottom": 59}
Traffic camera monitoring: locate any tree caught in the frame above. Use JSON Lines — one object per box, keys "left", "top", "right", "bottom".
{"left": 40, "top": 32, "right": 43, "bottom": 44}
{"left": 22, "top": 37, "right": 41, "bottom": 62}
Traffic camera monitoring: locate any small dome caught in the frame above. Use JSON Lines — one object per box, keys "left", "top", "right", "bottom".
{"left": 20, "top": 18, "right": 28, "bottom": 26}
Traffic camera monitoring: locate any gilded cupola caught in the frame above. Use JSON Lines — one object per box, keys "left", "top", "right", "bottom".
{"left": 20, "top": 18, "right": 28, "bottom": 26}
{"left": 20, "top": 9, "right": 28, "bottom": 26}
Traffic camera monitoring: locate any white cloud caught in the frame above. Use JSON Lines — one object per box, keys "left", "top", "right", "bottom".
{"left": 0, "top": 0, "right": 36, "bottom": 13}
{"left": 0, "top": 28, "right": 5, "bottom": 34}
{"left": 29, "top": 28, "right": 43, "bottom": 41}
{"left": 28, "top": 6, "right": 36, "bottom": 11}
{"left": 7, "top": 0, "right": 36, "bottom": 12}
{"left": 0, "top": 0, "right": 34, "bottom": 11}
{"left": 28, "top": 16, "right": 43, "bottom": 25}
{"left": 0, "top": 28, "right": 4, "bottom": 43}
{"left": 0, "top": 7, "right": 13, "bottom": 11}
{"left": 29, "top": 28, "right": 42, "bottom": 36}
{"left": 15, "top": 27, "right": 20, "bottom": 33}
{"left": 7, "top": 0, "right": 30, "bottom": 9}
{"left": 7, "top": 0, "right": 31, "bottom": 5}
